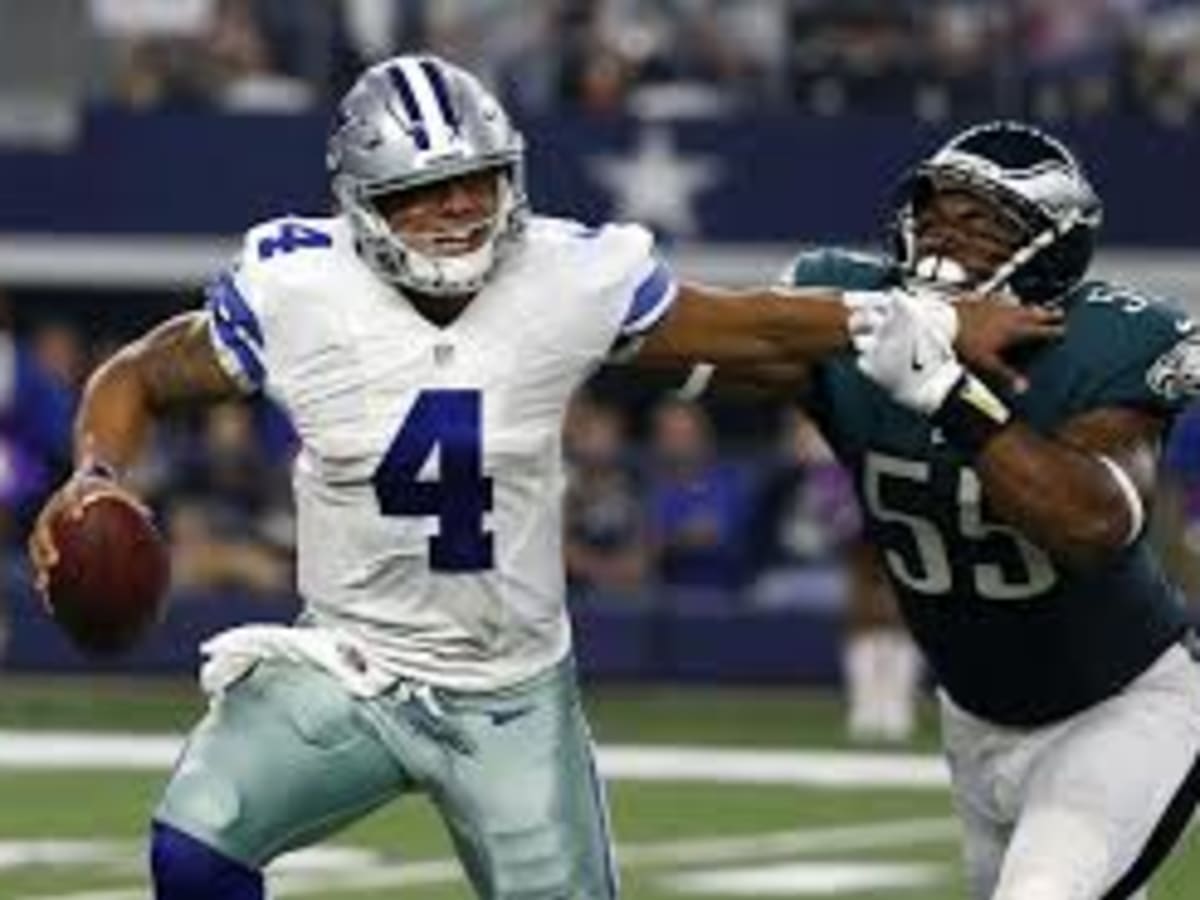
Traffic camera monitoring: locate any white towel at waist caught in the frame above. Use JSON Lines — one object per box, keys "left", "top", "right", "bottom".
{"left": 199, "top": 624, "right": 400, "bottom": 698}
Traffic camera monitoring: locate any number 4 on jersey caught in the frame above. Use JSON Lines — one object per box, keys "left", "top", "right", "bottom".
{"left": 373, "top": 390, "right": 495, "bottom": 573}
{"left": 257, "top": 222, "right": 333, "bottom": 260}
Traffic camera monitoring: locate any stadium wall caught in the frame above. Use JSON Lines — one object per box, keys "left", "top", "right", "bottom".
{"left": 0, "top": 113, "right": 1197, "bottom": 245}
{"left": 2, "top": 241, "right": 1199, "bottom": 310}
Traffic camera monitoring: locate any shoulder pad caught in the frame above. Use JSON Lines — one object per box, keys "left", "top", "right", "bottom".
{"left": 781, "top": 247, "right": 895, "bottom": 291}
{"left": 204, "top": 215, "right": 344, "bottom": 394}
{"left": 524, "top": 217, "right": 656, "bottom": 290}
{"left": 1067, "top": 280, "right": 1198, "bottom": 413}
{"left": 236, "top": 215, "right": 345, "bottom": 283}
{"left": 1071, "top": 280, "right": 1193, "bottom": 346}
{"left": 529, "top": 215, "right": 650, "bottom": 259}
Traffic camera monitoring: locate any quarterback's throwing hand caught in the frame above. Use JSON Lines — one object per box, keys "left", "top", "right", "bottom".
{"left": 27, "top": 469, "right": 148, "bottom": 597}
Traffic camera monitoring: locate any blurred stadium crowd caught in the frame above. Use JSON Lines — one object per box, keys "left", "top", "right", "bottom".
{"left": 83, "top": 0, "right": 1200, "bottom": 124}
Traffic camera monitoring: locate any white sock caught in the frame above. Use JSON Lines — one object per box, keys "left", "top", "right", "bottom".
{"left": 844, "top": 633, "right": 888, "bottom": 740}
{"left": 878, "top": 631, "right": 920, "bottom": 741}
{"left": 844, "top": 634, "right": 872, "bottom": 739}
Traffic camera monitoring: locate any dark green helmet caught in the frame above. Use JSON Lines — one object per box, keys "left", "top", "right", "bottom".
{"left": 893, "top": 121, "right": 1103, "bottom": 306}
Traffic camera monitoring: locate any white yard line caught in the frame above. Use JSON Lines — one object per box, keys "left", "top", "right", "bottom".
{"left": 617, "top": 817, "right": 959, "bottom": 867}
{"left": 602, "top": 745, "right": 949, "bottom": 788}
{"left": 0, "top": 841, "right": 133, "bottom": 870}
{"left": 0, "top": 731, "right": 948, "bottom": 787}
{"left": 663, "top": 861, "right": 945, "bottom": 896}
{"left": 0, "top": 731, "right": 182, "bottom": 770}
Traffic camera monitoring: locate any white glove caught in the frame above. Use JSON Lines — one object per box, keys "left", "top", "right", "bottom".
{"left": 843, "top": 290, "right": 896, "bottom": 355}
{"left": 852, "top": 289, "right": 965, "bottom": 415}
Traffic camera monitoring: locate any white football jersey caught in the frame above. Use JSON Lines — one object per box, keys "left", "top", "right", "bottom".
{"left": 204, "top": 214, "right": 676, "bottom": 690}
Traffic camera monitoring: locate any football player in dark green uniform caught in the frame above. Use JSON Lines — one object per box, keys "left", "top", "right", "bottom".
{"left": 840, "top": 122, "right": 1200, "bottom": 900}
{"left": 701, "top": 122, "right": 1200, "bottom": 900}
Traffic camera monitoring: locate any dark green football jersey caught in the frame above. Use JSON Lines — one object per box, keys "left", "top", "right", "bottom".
{"left": 785, "top": 248, "right": 1194, "bottom": 726}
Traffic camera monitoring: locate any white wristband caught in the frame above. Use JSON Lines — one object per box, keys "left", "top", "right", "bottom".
{"left": 1096, "top": 454, "right": 1145, "bottom": 546}
{"left": 677, "top": 362, "right": 716, "bottom": 400}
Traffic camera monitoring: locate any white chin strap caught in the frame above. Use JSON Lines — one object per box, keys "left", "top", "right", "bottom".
{"left": 403, "top": 179, "right": 518, "bottom": 297}
{"left": 402, "top": 239, "right": 497, "bottom": 297}
{"left": 357, "top": 176, "right": 518, "bottom": 298}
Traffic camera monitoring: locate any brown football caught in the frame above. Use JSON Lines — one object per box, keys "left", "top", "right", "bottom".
{"left": 47, "top": 493, "right": 170, "bottom": 656}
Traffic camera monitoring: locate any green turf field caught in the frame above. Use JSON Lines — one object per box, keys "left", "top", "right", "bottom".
{"left": 0, "top": 677, "right": 1196, "bottom": 899}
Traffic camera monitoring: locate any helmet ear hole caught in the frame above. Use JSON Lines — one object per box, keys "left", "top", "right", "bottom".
{"left": 885, "top": 173, "right": 929, "bottom": 270}
{"left": 1010, "top": 221, "right": 1094, "bottom": 305}
{"left": 910, "top": 176, "right": 935, "bottom": 214}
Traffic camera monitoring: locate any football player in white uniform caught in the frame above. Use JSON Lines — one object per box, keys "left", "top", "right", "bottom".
{"left": 28, "top": 57, "right": 1056, "bottom": 899}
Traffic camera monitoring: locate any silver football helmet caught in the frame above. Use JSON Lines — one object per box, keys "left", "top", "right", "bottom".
{"left": 894, "top": 121, "right": 1103, "bottom": 305}
{"left": 327, "top": 55, "right": 528, "bottom": 297}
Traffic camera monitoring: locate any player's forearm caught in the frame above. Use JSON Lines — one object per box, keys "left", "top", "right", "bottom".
{"left": 635, "top": 286, "right": 852, "bottom": 368}
{"left": 974, "top": 424, "right": 1136, "bottom": 569}
{"left": 73, "top": 348, "right": 158, "bottom": 474}
{"left": 746, "top": 287, "right": 854, "bottom": 362}
{"left": 74, "top": 312, "right": 243, "bottom": 475}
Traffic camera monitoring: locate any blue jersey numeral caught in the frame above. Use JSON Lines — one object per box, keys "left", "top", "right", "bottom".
{"left": 373, "top": 390, "right": 494, "bottom": 572}
{"left": 257, "top": 222, "right": 333, "bottom": 260}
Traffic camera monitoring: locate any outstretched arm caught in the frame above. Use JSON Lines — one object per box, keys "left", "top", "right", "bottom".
{"left": 631, "top": 282, "right": 853, "bottom": 371}
{"left": 628, "top": 282, "right": 1062, "bottom": 400}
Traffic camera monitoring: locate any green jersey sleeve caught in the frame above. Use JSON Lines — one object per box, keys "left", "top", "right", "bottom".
{"left": 779, "top": 247, "right": 895, "bottom": 292}
{"left": 1067, "top": 282, "right": 1199, "bottom": 418}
